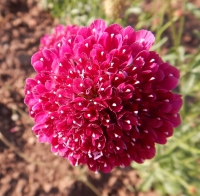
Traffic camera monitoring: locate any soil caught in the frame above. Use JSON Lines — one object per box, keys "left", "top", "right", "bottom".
{"left": 0, "top": 0, "right": 199, "bottom": 196}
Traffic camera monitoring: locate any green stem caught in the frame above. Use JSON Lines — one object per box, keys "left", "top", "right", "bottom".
{"left": 177, "top": 0, "right": 186, "bottom": 47}
{"left": 0, "top": 132, "right": 51, "bottom": 166}
{"left": 168, "top": 0, "right": 177, "bottom": 47}
{"left": 80, "top": 177, "right": 102, "bottom": 196}
{"left": 0, "top": 131, "right": 101, "bottom": 196}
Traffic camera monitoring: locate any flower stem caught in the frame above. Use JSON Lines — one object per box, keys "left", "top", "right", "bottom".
{"left": 0, "top": 132, "right": 101, "bottom": 196}
{"left": 0, "top": 132, "right": 51, "bottom": 166}
{"left": 80, "top": 176, "right": 102, "bottom": 196}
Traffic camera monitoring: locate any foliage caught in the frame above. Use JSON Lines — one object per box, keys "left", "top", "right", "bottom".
{"left": 39, "top": 0, "right": 105, "bottom": 25}
{"left": 39, "top": 0, "right": 200, "bottom": 195}
{"left": 131, "top": 1, "right": 200, "bottom": 195}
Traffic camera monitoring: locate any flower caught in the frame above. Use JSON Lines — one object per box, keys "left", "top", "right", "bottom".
{"left": 39, "top": 24, "right": 79, "bottom": 50}
{"left": 24, "top": 19, "right": 182, "bottom": 173}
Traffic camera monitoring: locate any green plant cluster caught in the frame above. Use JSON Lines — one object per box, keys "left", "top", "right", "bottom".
{"left": 39, "top": 0, "right": 105, "bottom": 25}
{"left": 40, "top": 0, "right": 200, "bottom": 195}
{"left": 131, "top": 1, "right": 200, "bottom": 195}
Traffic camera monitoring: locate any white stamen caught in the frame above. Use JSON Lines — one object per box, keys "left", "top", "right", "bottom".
{"left": 140, "top": 38, "right": 145, "bottom": 43}
{"left": 125, "top": 35, "right": 128, "bottom": 39}
{"left": 27, "top": 90, "right": 30, "bottom": 94}
{"left": 93, "top": 151, "right": 103, "bottom": 160}
{"left": 59, "top": 63, "right": 62, "bottom": 67}
{"left": 135, "top": 126, "right": 140, "bottom": 132}
{"left": 80, "top": 83, "right": 83, "bottom": 87}
{"left": 122, "top": 49, "right": 126, "bottom": 54}
{"left": 134, "top": 81, "right": 140, "bottom": 84}
{"left": 125, "top": 89, "right": 131, "bottom": 92}
{"left": 37, "top": 80, "right": 41, "bottom": 84}
{"left": 78, "top": 102, "right": 82, "bottom": 106}
{"left": 134, "top": 111, "right": 138, "bottom": 114}
{"left": 111, "top": 33, "right": 114, "bottom": 38}
{"left": 101, "top": 51, "right": 104, "bottom": 56}
{"left": 165, "top": 99, "right": 169, "bottom": 102}
{"left": 70, "top": 152, "right": 73, "bottom": 157}
{"left": 111, "top": 62, "right": 114, "bottom": 66}
{"left": 39, "top": 99, "right": 41, "bottom": 102}
{"left": 126, "top": 120, "right": 131, "bottom": 124}
{"left": 58, "top": 94, "right": 62, "bottom": 98}
{"left": 79, "top": 58, "right": 82, "bottom": 62}
{"left": 144, "top": 130, "right": 148, "bottom": 133}
{"left": 60, "top": 110, "right": 64, "bottom": 114}
{"left": 68, "top": 39, "right": 71, "bottom": 43}
{"left": 114, "top": 133, "right": 118, "bottom": 138}
{"left": 40, "top": 58, "right": 44, "bottom": 61}
{"left": 150, "top": 59, "right": 155, "bottom": 63}
{"left": 115, "top": 77, "right": 119, "bottom": 80}
{"left": 87, "top": 114, "right": 91, "bottom": 117}
{"left": 143, "top": 109, "right": 148, "bottom": 112}
{"left": 54, "top": 76, "right": 57, "bottom": 79}
{"left": 51, "top": 116, "right": 54, "bottom": 119}
{"left": 57, "top": 43, "right": 61, "bottom": 47}
{"left": 98, "top": 143, "right": 101, "bottom": 148}
{"left": 112, "top": 103, "right": 117, "bottom": 107}
{"left": 45, "top": 125, "right": 48, "bottom": 128}
{"left": 149, "top": 94, "right": 153, "bottom": 97}
{"left": 149, "top": 77, "right": 155, "bottom": 81}
{"left": 106, "top": 119, "right": 110, "bottom": 123}
{"left": 101, "top": 87, "right": 104, "bottom": 91}
{"left": 94, "top": 101, "right": 97, "bottom": 105}
{"left": 85, "top": 43, "right": 88, "bottom": 48}
{"left": 116, "top": 147, "right": 120, "bottom": 150}
{"left": 92, "top": 133, "right": 95, "bottom": 138}
{"left": 75, "top": 160, "right": 79, "bottom": 166}
{"left": 132, "top": 67, "right": 137, "bottom": 70}
{"left": 88, "top": 153, "right": 92, "bottom": 158}
{"left": 136, "top": 98, "right": 141, "bottom": 101}
{"left": 92, "top": 28, "right": 96, "bottom": 32}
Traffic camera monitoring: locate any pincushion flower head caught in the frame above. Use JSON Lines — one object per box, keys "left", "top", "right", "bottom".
{"left": 24, "top": 19, "right": 182, "bottom": 173}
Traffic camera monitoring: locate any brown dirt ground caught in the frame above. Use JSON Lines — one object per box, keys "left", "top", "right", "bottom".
{"left": 0, "top": 0, "right": 199, "bottom": 196}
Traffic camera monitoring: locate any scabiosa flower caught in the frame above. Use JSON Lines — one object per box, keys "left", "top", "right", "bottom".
{"left": 39, "top": 24, "right": 79, "bottom": 50}
{"left": 24, "top": 19, "right": 182, "bottom": 173}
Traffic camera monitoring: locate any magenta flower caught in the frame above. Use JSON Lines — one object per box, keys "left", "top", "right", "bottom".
{"left": 39, "top": 24, "right": 79, "bottom": 50}
{"left": 24, "top": 19, "right": 182, "bottom": 173}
